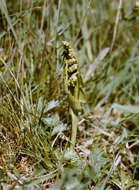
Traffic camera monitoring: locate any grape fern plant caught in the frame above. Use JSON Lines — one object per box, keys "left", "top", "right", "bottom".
{"left": 62, "top": 41, "right": 85, "bottom": 149}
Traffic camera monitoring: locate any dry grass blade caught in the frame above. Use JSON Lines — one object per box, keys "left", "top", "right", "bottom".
{"left": 110, "top": 0, "right": 123, "bottom": 51}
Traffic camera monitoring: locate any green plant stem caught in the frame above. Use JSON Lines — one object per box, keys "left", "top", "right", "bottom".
{"left": 70, "top": 108, "right": 78, "bottom": 149}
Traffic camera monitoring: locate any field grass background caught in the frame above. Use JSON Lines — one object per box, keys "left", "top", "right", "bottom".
{"left": 0, "top": 0, "right": 139, "bottom": 189}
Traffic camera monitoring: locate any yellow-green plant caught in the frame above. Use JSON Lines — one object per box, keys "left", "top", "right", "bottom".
{"left": 62, "top": 41, "right": 85, "bottom": 149}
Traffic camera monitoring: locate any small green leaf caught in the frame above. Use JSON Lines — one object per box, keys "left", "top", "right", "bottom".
{"left": 64, "top": 148, "right": 81, "bottom": 166}
{"left": 51, "top": 123, "right": 67, "bottom": 136}
{"left": 44, "top": 100, "right": 60, "bottom": 113}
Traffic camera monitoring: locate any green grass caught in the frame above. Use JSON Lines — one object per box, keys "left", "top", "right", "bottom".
{"left": 0, "top": 0, "right": 139, "bottom": 189}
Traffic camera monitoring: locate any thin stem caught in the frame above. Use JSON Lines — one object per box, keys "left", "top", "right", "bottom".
{"left": 70, "top": 108, "right": 78, "bottom": 149}
{"left": 110, "top": 0, "right": 123, "bottom": 51}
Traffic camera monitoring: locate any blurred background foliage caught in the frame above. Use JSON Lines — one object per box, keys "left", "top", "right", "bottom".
{"left": 0, "top": 0, "right": 139, "bottom": 189}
